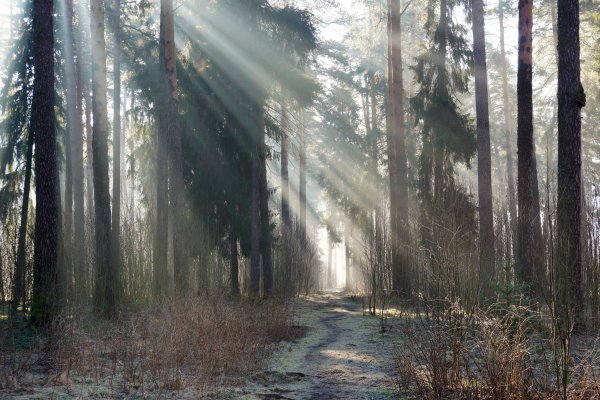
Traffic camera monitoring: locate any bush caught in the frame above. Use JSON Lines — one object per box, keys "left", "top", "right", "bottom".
{"left": 395, "top": 302, "right": 600, "bottom": 400}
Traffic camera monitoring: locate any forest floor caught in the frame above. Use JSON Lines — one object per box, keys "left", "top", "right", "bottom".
{"left": 236, "top": 291, "right": 400, "bottom": 400}
{"left": 0, "top": 292, "right": 402, "bottom": 399}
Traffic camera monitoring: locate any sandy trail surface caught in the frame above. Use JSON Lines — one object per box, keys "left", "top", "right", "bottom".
{"left": 243, "top": 291, "right": 398, "bottom": 400}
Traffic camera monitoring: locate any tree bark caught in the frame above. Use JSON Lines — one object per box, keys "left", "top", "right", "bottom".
{"left": 472, "top": 0, "right": 495, "bottom": 297}
{"left": 111, "top": 0, "right": 122, "bottom": 301}
{"left": 498, "top": 3, "right": 517, "bottom": 264}
{"left": 160, "top": 0, "right": 188, "bottom": 297}
{"left": 82, "top": 7, "right": 94, "bottom": 293}
{"left": 90, "top": 0, "right": 116, "bottom": 316}
{"left": 280, "top": 99, "right": 290, "bottom": 227}
{"left": 70, "top": 0, "right": 86, "bottom": 304}
{"left": 154, "top": 122, "right": 168, "bottom": 297}
{"left": 230, "top": 227, "right": 239, "bottom": 296}
{"left": 250, "top": 139, "right": 261, "bottom": 298}
{"left": 12, "top": 126, "right": 33, "bottom": 316}
{"left": 556, "top": 0, "right": 585, "bottom": 329}
{"left": 84, "top": 45, "right": 94, "bottom": 236}
{"left": 61, "top": 0, "right": 82, "bottom": 304}
{"left": 31, "top": 0, "right": 59, "bottom": 326}
{"left": 298, "top": 109, "right": 307, "bottom": 230}
{"left": 389, "top": 0, "right": 410, "bottom": 297}
{"left": 517, "top": 0, "right": 544, "bottom": 294}
{"left": 260, "top": 121, "right": 273, "bottom": 298}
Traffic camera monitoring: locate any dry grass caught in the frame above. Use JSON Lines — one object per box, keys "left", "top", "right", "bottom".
{"left": 1, "top": 297, "right": 303, "bottom": 396}
{"left": 395, "top": 303, "right": 600, "bottom": 400}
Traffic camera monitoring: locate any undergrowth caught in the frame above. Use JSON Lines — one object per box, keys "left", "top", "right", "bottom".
{"left": 395, "top": 302, "right": 600, "bottom": 400}
{"left": 0, "top": 297, "right": 301, "bottom": 396}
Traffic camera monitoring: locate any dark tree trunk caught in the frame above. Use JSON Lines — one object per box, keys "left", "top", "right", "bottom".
{"left": 498, "top": 3, "right": 517, "bottom": 264}
{"left": 369, "top": 72, "right": 378, "bottom": 168}
{"left": 111, "top": 0, "right": 121, "bottom": 301}
{"left": 280, "top": 100, "right": 290, "bottom": 227}
{"left": 81, "top": 6, "right": 94, "bottom": 293}
{"left": 250, "top": 141, "right": 261, "bottom": 298}
{"left": 556, "top": 0, "right": 585, "bottom": 329}
{"left": 230, "top": 227, "right": 239, "bottom": 296}
{"left": 70, "top": 0, "right": 86, "bottom": 304}
{"left": 64, "top": 110, "right": 73, "bottom": 305}
{"left": 472, "top": 0, "right": 495, "bottom": 297}
{"left": 344, "top": 220, "right": 351, "bottom": 290}
{"left": 12, "top": 127, "right": 33, "bottom": 316}
{"left": 84, "top": 58, "right": 93, "bottom": 301}
{"left": 516, "top": 0, "right": 544, "bottom": 294}
{"left": 84, "top": 51, "right": 94, "bottom": 233}
{"left": 260, "top": 124, "right": 273, "bottom": 298}
{"left": 90, "top": 0, "right": 116, "bottom": 316}
{"left": 389, "top": 0, "right": 410, "bottom": 297}
{"left": 154, "top": 123, "right": 168, "bottom": 297}
{"left": 298, "top": 109, "right": 307, "bottom": 230}
{"left": 160, "top": 0, "right": 188, "bottom": 297}
{"left": 31, "top": 0, "right": 59, "bottom": 326}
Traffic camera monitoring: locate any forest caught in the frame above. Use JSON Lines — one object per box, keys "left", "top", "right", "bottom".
{"left": 0, "top": 0, "right": 599, "bottom": 398}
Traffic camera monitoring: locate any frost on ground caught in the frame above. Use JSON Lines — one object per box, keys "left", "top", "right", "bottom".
{"left": 241, "top": 291, "right": 400, "bottom": 400}
{"left": 0, "top": 292, "right": 400, "bottom": 399}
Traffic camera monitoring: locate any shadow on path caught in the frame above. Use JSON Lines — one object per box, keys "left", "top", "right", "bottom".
{"left": 248, "top": 290, "right": 397, "bottom": 399}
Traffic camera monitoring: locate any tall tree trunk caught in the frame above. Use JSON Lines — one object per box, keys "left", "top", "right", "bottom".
{"left": 363, "top": 75, "right": 371, "bottom": 143}
{"left": 344, "top": 219, "right": 351, "bottom": 290}
{"left": 90, "top": 0, "right": 116, "bottom": 316}
{"left": 160, "top": 0, "right": 188, "bottom": 297}
{"left": 111, "top": 0, "right": 121, "bottom": 301}
{"left": 250, "top": 138, "right": 261, "bottom": 298}
{"left": 84, "top": 59, "right": 93, "bottom": 300}
{"left": 230, "top": 226, "right": 239, "bottom": 296}
{"left": 31, "top": 0, "right": 59, "bottom": 327}
{"left": 298, "top": 109, "right": 307, "bottom": 230}
{"left": 498, "top": 2, "right": 517, "bottom": 264}
{"left": 472, "top": 0, "right": 495, "bottom": 297}
{"left": 70, "top": 0, "right": 86, "bottom": 304}
{"left": 154, "top": 122, "right": 168, "bottom": 297}
{"left": 12, "top": 128, "right": 33, "bottom": 316}
{"left": 64, "top": 114, "right": 73, "bottom": 304}
{"left": 516, "top": 0, "right": 544, "bottom": 294}
{"left": 370, "top": 74, "right": 378, "bottom": 166}
{"left": 61, "top": 0, "right": 80, "bottom": 304}
{"left": 280, "top": 100, "right": 290, "bottom": 227}
{"left": 389, "top": 0, "right": 410, "bottom": 297}
{"left": 327, "top": 230, "right": 333, "bottom": 288}
{"left": 556, "top": 0, "right": 585, "bottom": 330}
{"left": 84, "top": 57, "right": 94, "bottom": 230}
{"left": 260, "top": 121, "right": 273, "bottom": 298}
{"left": 82, "top": 5, "right": 94, "bottom": 295}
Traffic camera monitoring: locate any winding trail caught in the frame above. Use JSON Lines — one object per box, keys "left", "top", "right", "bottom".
{"left": 246, "top": 291, "right": 398, "bottom": 399}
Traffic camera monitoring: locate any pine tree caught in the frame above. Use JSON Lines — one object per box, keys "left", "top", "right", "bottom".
{"left": 31, "top": 0, "right": 59, "bottom": 326}
{"left": 516, "top": 0, "right": 544, "bottom": 294}
{"left": 111, "top": 0, "right": 122, "bottom": 301}
{"left": 556, "top": 0, "right": 585, "bottom": 329}
{"left": 411, "top": 0, "right": 476, "bottom": 299}
{"left": 388, "top": 0, "right": 410, "bottom": 297}
{"left": 471, "top": 0, "right": 495, "bottom": 296}
{"left": 90, "top": 0, "right": 116, "bottom": 316}
{"left": 160, "top": 0, "right": 188, "bottom": 296}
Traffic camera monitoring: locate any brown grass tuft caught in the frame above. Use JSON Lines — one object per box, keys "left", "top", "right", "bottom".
{"left": 1, "top": 297, "right": 300, "bottom": 397}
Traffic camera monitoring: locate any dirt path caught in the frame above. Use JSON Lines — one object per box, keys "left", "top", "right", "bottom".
{"left": 243, "top": 291, "right": 398, "bottom": 399}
